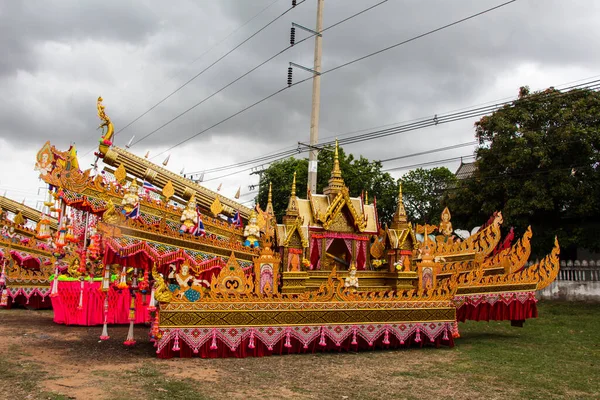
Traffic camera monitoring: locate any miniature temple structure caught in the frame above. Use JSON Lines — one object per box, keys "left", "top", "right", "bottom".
{"left": 276, "top": 143, "right": 419, "bottom": 293}
{"left": 16, "top": 97, "right": 560, "bottom": 357}
{"left": 0, "top": 196, "right": 58, "bottom": 309}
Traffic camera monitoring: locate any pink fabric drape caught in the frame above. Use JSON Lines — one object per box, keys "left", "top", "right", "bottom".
{"left": 51, "top": 281, "right": 150, "bottom": 326}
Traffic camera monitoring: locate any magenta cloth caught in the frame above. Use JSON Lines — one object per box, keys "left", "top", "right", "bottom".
{"left": 51, "top": 281, "right": 151, "bottom": 326}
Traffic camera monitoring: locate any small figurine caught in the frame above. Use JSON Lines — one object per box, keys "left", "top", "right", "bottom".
{"left": 121, "top": 181, "right": 140, "bottom": 218}
{"left": 180, "top": 196, "right": 199, "bottom": 234}
{"left": 243, "top": 210, "right": 260, "bottom": 248}
{"left": 344, "top": 265, "right": 359, "bottom": 290}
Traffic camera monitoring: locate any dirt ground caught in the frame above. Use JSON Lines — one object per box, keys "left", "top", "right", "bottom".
{"left": 0, "top": 303, "right": 599, "bottom": 400}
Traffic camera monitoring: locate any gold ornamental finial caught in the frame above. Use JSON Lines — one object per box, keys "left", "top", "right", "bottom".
{"left": 284, "top": 172, "right": 299, "bottom": 218}
{"left": 365, "top": 190, "right": 369, "bottom": 205}
{"left": 391, "top": 182, "right": 408, "bottom": 228}
{"left": 332, "top": 139, "right": 341, "bottom": 178}
{"left": 324, "top": 139, "right": 345, "bottom": 199}
{"left": 268, "top": 182, "right": 273, "bottom": 204}
{"left": 266, "top": 182, "right": 274, "bottom": 215}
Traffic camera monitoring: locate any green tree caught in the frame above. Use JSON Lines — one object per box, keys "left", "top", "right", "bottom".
{"left": 447, "top": 86, "right": 600, "bottom": 257}
{"left": 256, "top": 145, "right": 397, "bottom": 225}
{"left": 399, "top": 167, "right": 457, "bottom": 224}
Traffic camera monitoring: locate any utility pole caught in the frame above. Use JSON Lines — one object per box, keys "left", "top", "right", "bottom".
{"left": 307, "top": 0, "right": 324, "bottom": 195}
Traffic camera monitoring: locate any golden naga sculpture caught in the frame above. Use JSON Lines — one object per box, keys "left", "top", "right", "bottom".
{"left": 152, "top": 266, "right": 172, "bottom": 303}
{"left": 97, "top": 96, "right": 114, "bottom": 154}
{"left": 102, "top": 199, "right": 121, "bottom": 224}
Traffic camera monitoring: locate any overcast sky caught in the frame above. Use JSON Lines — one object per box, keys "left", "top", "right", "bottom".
{"left": 1, "top": 0, "right": 599, "bottom": 209}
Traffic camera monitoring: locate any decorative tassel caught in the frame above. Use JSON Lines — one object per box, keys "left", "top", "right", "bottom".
{"left": 50, "top": 266, "right": 59, "bottom": 297}
{"left": 0, "top": 288, "right": 7, "bottom": 307}
{"left": 77, "top": 279, "right": 84, "bottom": 310}
{"left": 117, "top": 266, "right": 128, "bottom": 289}
{"left": 149, "top": 310, "right": 159, "bottom": 343}
{"left": 303, "top": 343, "right": 309, "bottom": 349}
{"left": 319, "top": 329, "right": 327, "bottom": 347}
{"left": 284, "top": 329, "right": 292, "bottom": 348}
{"left": 100, "top": 294, "right": 110, "bottom": 340}
{"left": 128, "top": 293, "right": 136, "bottom": 321}
{"left": 172, "top": 332, "right": 180, "bottom": 352}
{"left": 351, "top": 327, "right": 357, "bottom": 345}
{"left": 383, "top": 328, "right": 390, "bottom": 345}
{"left": 100, "top": 264, "right": 111, "bottom": 292}
{"left": 443, "top": 326, "right": 449, "bottom": 341}
{"left": 124, "top": 320, "right": 136, "bottom": 346}
{"left": 452, "top": 320, "right": 460, "bottom": 338}
{"left": 400, "top": 338, "right": 405, "bottom": 345}
{"left": 193, "top": 347, "right": 199, "bottom": 354}
{"left": 124, "top": 293, "right": 136, "bottom": 346}
{"left": 147, "top": 287, "right": 156, "bottom": 312}
{"left": 248, "top": 330, "right": 255, "bottom": 349}
{"left": 415, "top": 327, "right": 421, "bottom": 343}
{"left": 131, "top": 268, "right": 139, "bottom": 290}
{"left": 0, "top": 260, "right": 6, "bottom": 287}
{"left": 210, "top": 329, "right": 218, "bottom": 350}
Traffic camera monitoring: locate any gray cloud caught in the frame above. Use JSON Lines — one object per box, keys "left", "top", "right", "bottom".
{"left": 1, "top": 0, "right": 600, "bottom": 193}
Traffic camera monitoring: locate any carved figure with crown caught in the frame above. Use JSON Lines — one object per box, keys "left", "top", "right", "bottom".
{"left": 121, "top": 180, "right": 140, "bottom": 217}
{"left": 180, "top": 195, "right": 199, "bottom": 234}
{"left": 243, "top": 210, "right": 261, "bottom": 248}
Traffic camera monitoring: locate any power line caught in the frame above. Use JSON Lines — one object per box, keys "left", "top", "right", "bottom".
{"left": 80, "top": 0, "right": 284, "bottom": 158}
{"left": 118, "top": 0, "right": 307, "bottom": 139}
{"left": 186, "top": 75, "right": 600, "bottom": 176}
{"left": 190, "top": 79, "right": 600, "bottom": 180}
{"left": 132, "top": 0, "right": 390, "bottom": 149}
{"left": 150, "top": 0, "right": 519, "bottom": 159}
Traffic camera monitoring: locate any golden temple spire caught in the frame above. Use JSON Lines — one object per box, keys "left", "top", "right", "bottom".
{"left": 324, "top": 139, "right": 345, "bottom": 199}
{"left": 265, "top": 182, "right": 274, "bottom": 215}
{"left": 390, "top": 182, "right": 408, "bottom": 229}
{"left": 291, "top": 171, "right": 297, "bottom": 197}
{"left": 331, "top": 139, "right": 342, "bottom": 179}
{"left": 284, "top": 172, "right": 299, "bottom": 220}
{"left": 365, "top": 190, "right": 369, "bottom": 205}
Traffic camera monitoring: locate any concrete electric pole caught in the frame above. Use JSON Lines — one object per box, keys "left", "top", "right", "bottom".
{"left": 307, "top": 0, "right": 324, "bottom": 195}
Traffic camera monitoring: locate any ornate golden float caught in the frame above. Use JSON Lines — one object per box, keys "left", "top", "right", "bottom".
{"left": 23, "top": 97, "right": 559, "bottom": 357}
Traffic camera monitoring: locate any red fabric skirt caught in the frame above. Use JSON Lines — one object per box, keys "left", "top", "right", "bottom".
{"left": 456, "top": 299, "right": 537, "bottom": 322}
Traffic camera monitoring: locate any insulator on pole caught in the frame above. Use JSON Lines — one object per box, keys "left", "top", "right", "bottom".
{"left": 287, "top": 67, "right": 293, "bottom": 86}
{"left": 292, "top": 0, "right": 297, "bottom": 7}
{"left": 290, "top": 27, "right": 296, "bottom": 46}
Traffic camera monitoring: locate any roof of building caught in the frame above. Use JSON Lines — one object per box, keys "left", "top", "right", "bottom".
{"left": 455, "top": 161, "right": 477, "bottom": 180}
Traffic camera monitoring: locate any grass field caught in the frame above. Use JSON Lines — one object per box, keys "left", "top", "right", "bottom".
{"left": 0, "top": 301, "right": 598, "bottom": 400}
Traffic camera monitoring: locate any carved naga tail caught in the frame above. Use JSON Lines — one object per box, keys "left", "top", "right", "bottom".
{"left": 97, "top": 96, "right": 114, "bottom": 154}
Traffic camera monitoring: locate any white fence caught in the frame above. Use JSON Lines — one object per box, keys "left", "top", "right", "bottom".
{"left": 536, "top": 259, "right": 600, "bottom": 301}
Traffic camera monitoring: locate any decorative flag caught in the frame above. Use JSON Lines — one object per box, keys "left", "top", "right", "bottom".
{"left": 125, "top": 203, "right": 140, "bottom": 220}
{"left": 234, "top": 186, "right": 241, "bottom": 199}
{"left": 231, "top": 210, "right": 242, "bottom": 228}
{"left": 143, "top": 181, "right": 157, "bottom": 192}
